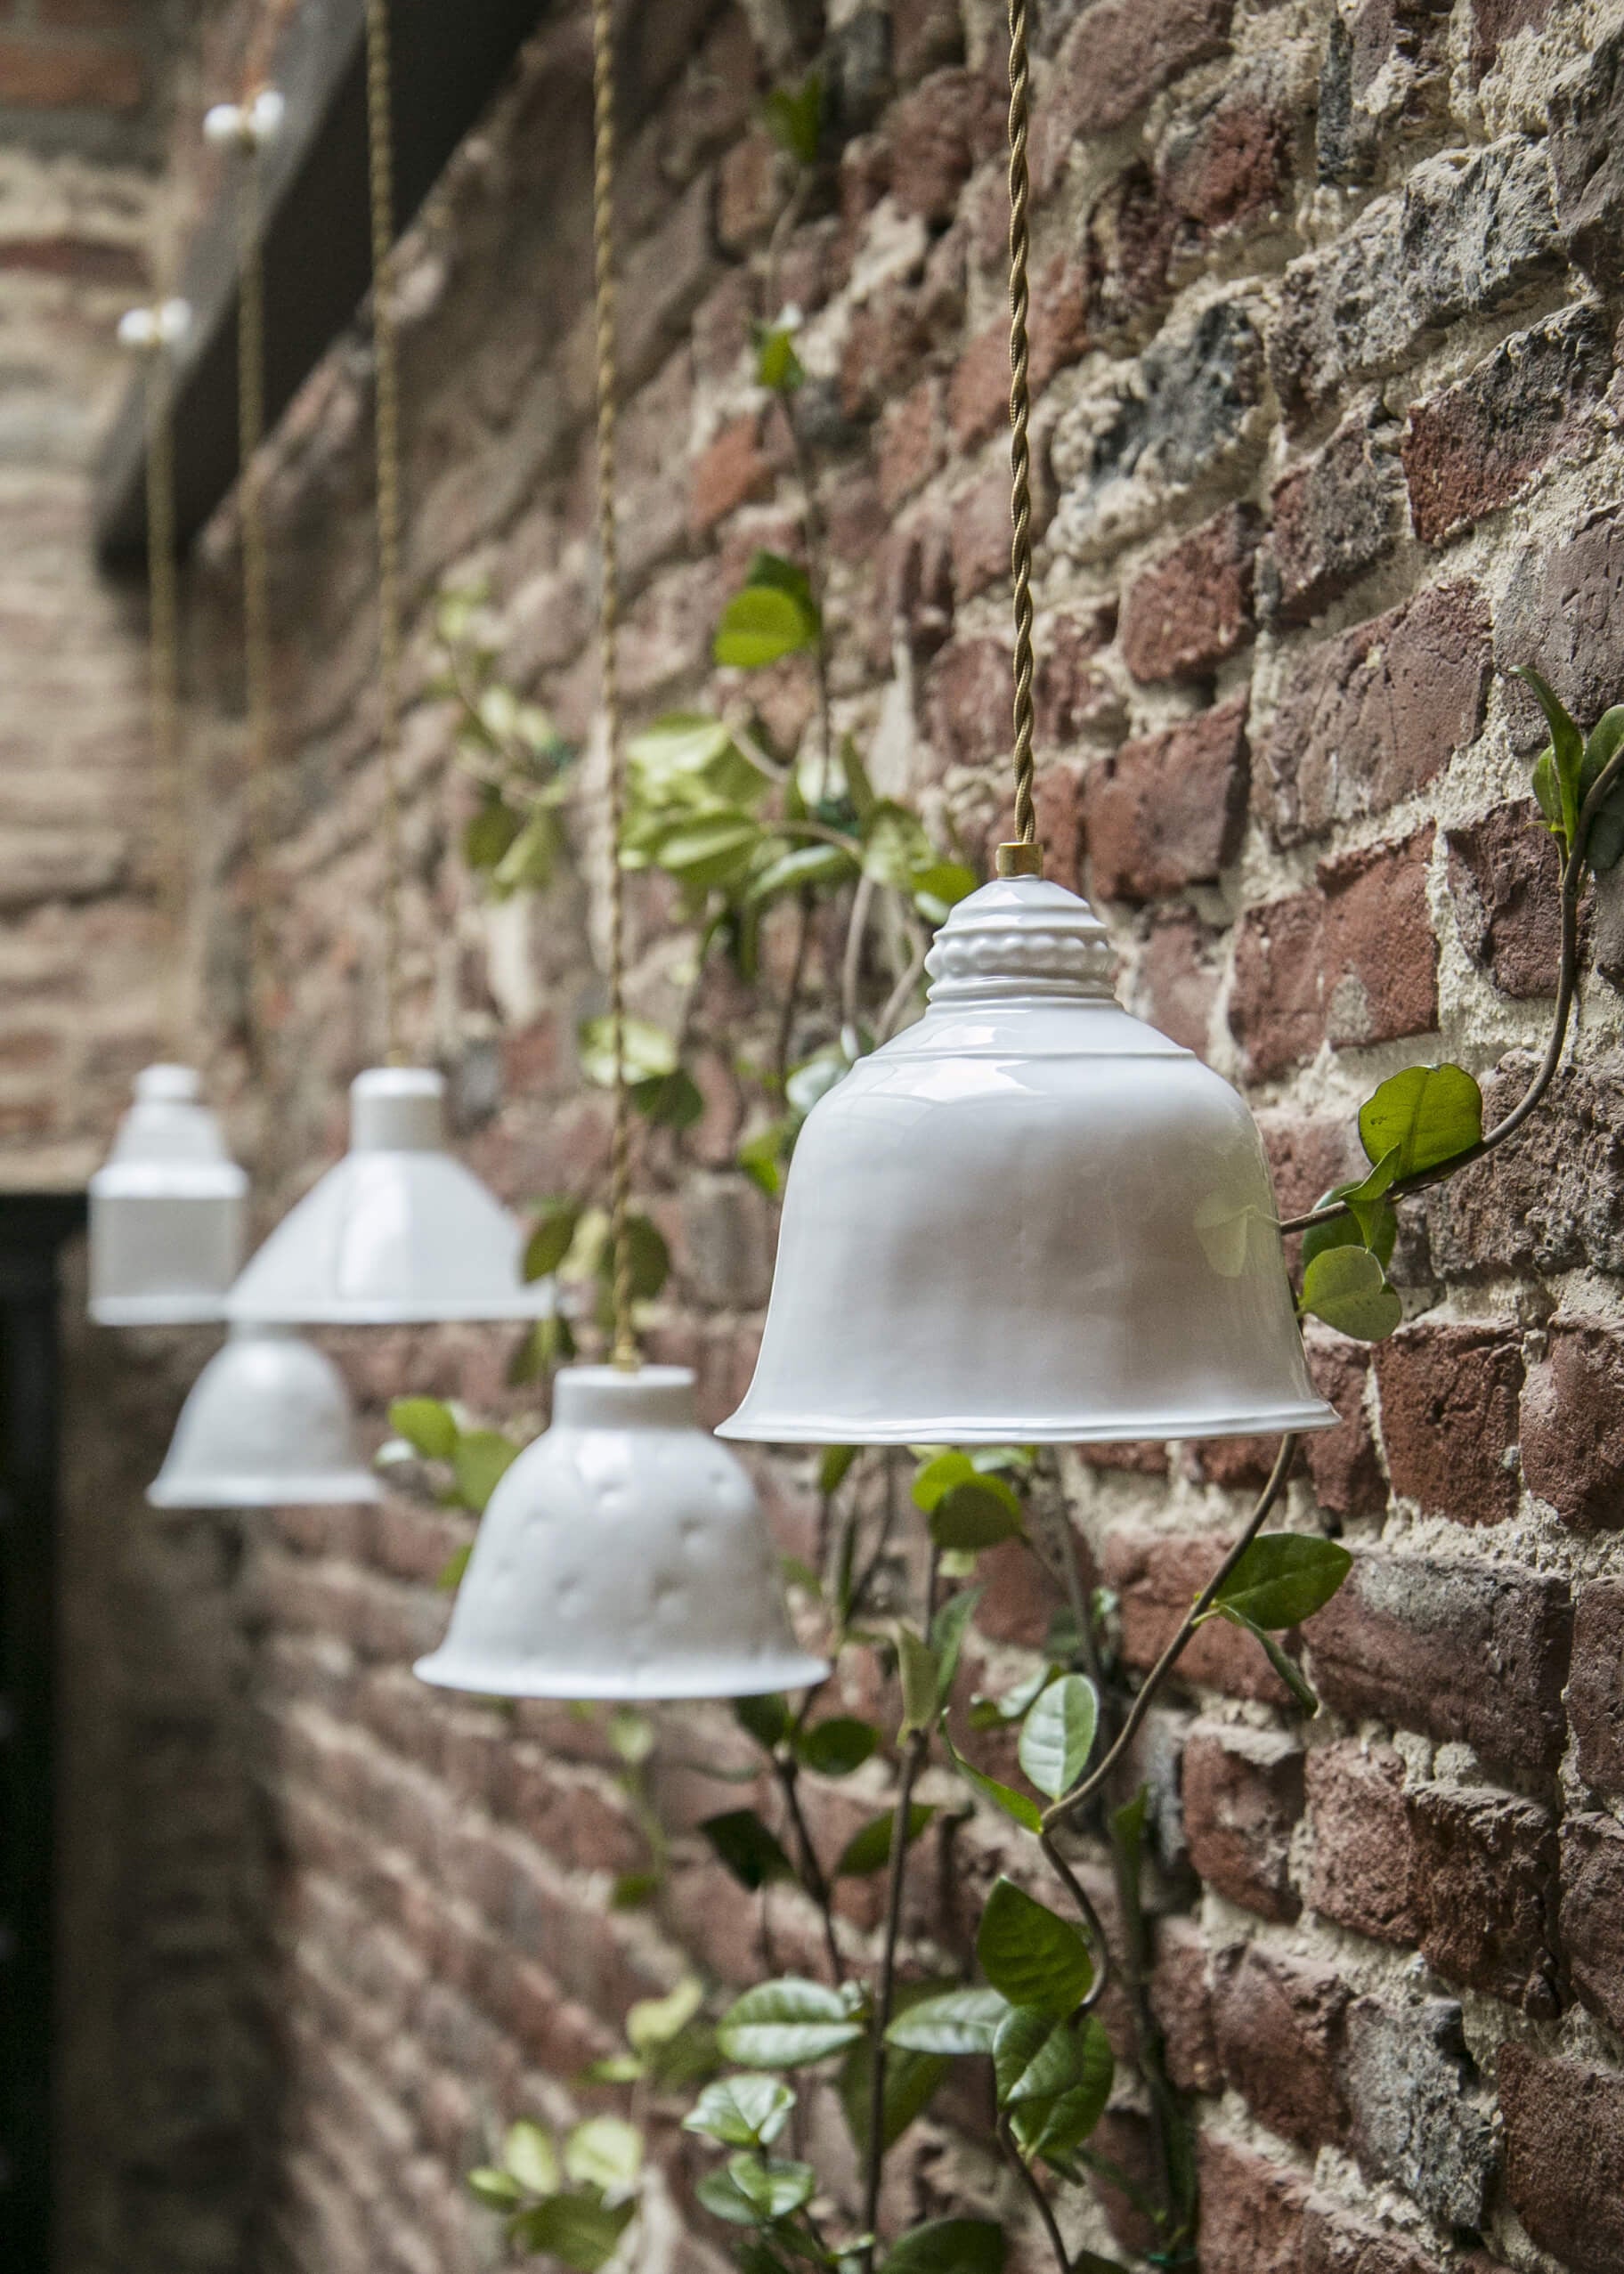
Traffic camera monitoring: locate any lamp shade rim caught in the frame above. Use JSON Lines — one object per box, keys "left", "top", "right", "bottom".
{"left": 413, "top": 1650, "right": 831, "bottom": 1701}
{"left": 147, "top": 1470, "right": 383, "bottom": 1508}
{"left": 718, "top": 1396, "right": 1339, "bottom": 1446}
{"left": 225, "top": 1291, "right": 554, "bottom": 1326}
{"left": 91, "top": 1293, "right": 229, "bottom": 1327}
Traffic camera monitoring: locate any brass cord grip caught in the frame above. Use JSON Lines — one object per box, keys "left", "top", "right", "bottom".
{"left": 996, "top": 841, "right": 1043, "bottom": 879}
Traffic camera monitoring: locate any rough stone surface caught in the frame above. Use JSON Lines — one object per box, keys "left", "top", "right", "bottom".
{"left": 1446, "top": 800, "right": 1565, "bottom": 998}
{"left": 1263, "top": 408, "right": 1405, "bottom": 627}
{"left": 1319, "top": 828, "right": 1440, "bottom": 1047}
{"left": 1519, "top": 1321, "right": 1624, "bottom": 1533}
{"left": 1570, "top": 1580, "right": 1624, "bottom": 1795}
{"left": 1496, "top": 504, "right": 1624, "bottom": 749}
{"left": 1210, "top": 1944, "right": 1350, "bottom": 2148}
{"left": 1084, "top": 696, "right": 1249, "bottom": 900}
{"left": 1425, "top": 1053, "right": 1624, "bottom": 1278}
{"left": 1301, "top": 2201, "right": 1446, "bottom": 2274}
{"left": 1499, "top": 2049, "right": 1624, "bottom": 2274}
{"left": 1373, "top": 1325, "right": 1523, "bottom": 1528}
{"left": 1405, "top": 1782, "right": 1561, "bottom": 2014}
{"left": 1181, "top": 1721, "right": 1304, "bottom": 1919}
{"left": 1194, "top": 2135, "right": 1310, "bottom": 2274}
{"left": 1119, "top": 504, "right": 1261, "bottom": 683}
{"left": 1230, "top": 886, "right": 1326, "bottom": 1078}
{"left": 1344, "top": 1998, "right": 1498, "bottom": 2230}
{"left": 1562, "top": 1813, "right": 1624, "bottom": 2035}
{"left": 1305, "top": 1742, "right": 1419, "bottom": 1944}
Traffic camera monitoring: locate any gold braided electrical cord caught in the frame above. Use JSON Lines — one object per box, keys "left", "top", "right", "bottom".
{"left": 142, "top": 329, "right": 188, "bottom": 1050}
{"left": 363, "top": 0, "right": 406, "bottom": 1064}
{"left": 591, "top": 0, "right": 637, "bottom": 1372}
{"left": 996, "top": 0, "right": 1042, "bottom": 884}
{"left": 234, "top": 110, "right": 273, "bottom": 1056}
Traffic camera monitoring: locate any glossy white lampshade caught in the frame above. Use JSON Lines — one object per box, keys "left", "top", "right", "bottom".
{"left": 89, "top": 1064, "right": 248, "bottom": 1325}
{"left": 148, "top": 1323, "right": 381, "bottom": 1507}
{"left": 227, "top": 1066, "right": 553, "bottom": 1326}
{"left": 416, "top": 1364, "right": 828, "bottom": 1701}
{"left": 721, "top": 876, "right": 1336, "bottom": 1448}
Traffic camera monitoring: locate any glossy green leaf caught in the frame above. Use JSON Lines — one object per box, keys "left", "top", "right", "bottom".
{"left": 754, "top": 323, "right": 805, "bottom": 394}
{"left": 912, "top": 1450, "right": 978, "bottom": 1512}
{"left": 930, "top": 1479, "right": 1024, "bottom": 1553}
{"left": 510, "top": 2193, "right": 634, "bottom": 2270}
{"left": 1581, "top": 703, "right": 1624, "bottom": 871}
{"left": 700, "top": 1810, "right": 797, "bottom": 1892}
{"left": 819, "top": 1443, "right": 859, "bottom": 1497}
{"left": 1358, "top": 1061, "right": 1482, "bottom": 1179}
{"left": 840, "top": 1994, "right": 949, "bottom": 2155}
{"left": 451, "top": 1429, "right": 519, "bottom": 1514}
{"left": 388, "top": 1395, "right": 458, "bottom": 1462}
{"left": 734, "top": 1693, "right": 791, "bottom": 1751}
{"left": 976, "top": 1879, "right": 1093, "bottom": 2017}
{"left": 1299, "top": 1244, "right": 1403, "bottom": 1342}
{"left": 896, "top": 1625, "right": 939, "bottom": 1734}
{"left": 940, "top": 1727, "right": 1043, "bottom": 1831}
{"left": 970, "top": 1664, "right": 1059, "bottom": 1728}
{"left": 564, "top": 2116, "right": 642, "bottom": 2198}
{"left": 715, "top": 586, "right": 816, "bottom": 670}
{"left": 631, "top": 1068, "right": 705, "bottom": 1131}
{"left": 626, "top": 1977, "right": 703, "bottom": 2051}
{"left": 993, "top": 2007, "right": 1114, "bottom": 2159}
{"left": 885, "top": 1986, "right": 1011, "bottom": 2057}
{"left": 1299, "top": 1174, "right": 1398, "bottom": 1274}
{"left": 490, "top": 808, "right": 559, "bottom": 897}
{"left": 719, "top": 1979, "right": 866, "bottom": 2069}
{"left": 1214, "top": 1604, "right": 1321, "bottom": 1716}
{"left": 1214, "top": 1532, "right": 1352, "bottom": 1628}
{"left": 796, "top": 1718, "right": 879, "bottom": 1776}
{"left": 861, "top": 800, "right": 934, "bottom": 889}
{"left": 683, "top": 2076, "right": 795, "bottom": 2150}
{"left": 436, "top": 1540, "right": 471, "bottom": 1592}
{"left": 502, "top": 2118, "right": 560, "bottom": 2195}
{"left": 835, "top": 1803, "right": 934, "bottom": 1879}
{"left": 1531, "top": 744, "right": 1563, "bottom": 833}
{"left": 881, "top": 2217, "right": 1007, "bottom": 2272}
{"left": 1515, "top": 667, "right": 1584, "bottom": 841}
{"left": 468, "top": 2165, "right": 523, "bottom": 2207}
{"left": 578, "top": 1014, "right": 678, "bottom": 1089}
{"left": 914, "top": 861, "right": 978, "bottom": 921}
{"left": 524, "top": 1202, "right": 581, "bottom": 1282}
{"left": 930, "top": 1586, "right": 981, "bottom": 1699}
{"left": 463, "top": 791, "right": 521, "bottom": 872}
{"left": 747, "top": 842, "right": 858, "bottom": 904}
{"left": 595, "top": 1213, "right": 670, "bottom": 1303}
{"left": 1018, "top": 1674, "right": 1100, "bottom": 1799}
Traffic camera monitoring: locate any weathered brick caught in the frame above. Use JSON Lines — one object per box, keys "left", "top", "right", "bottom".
{"left": 1195, "top": 2136, "right": 1309, "bottom": 2274}
{"left": 892, "top": 0, "right": 965, "bottom": 81}
{"left": 946, "top": 317, "right": 1010, "bottom": 452}
{"left": 1570, "top": 1580, "right": 1624, "bottom": 1794}
{"left": 1499, "top": 2048, "right": 1624, "bottom": 2274}
{"left": 1496, "top": 503, "right": 1624, "bottom": 749}
{"left": 1084, "top": 162, "right": 1175, "bottom": 333}
{"left": 1258, "top": 585, "right": 1490, "bottom": 848}
{"left": 1406, "top": 1781, "right": 1561, "bottom": 2014}
{"left": 1230, "top": 887, "right": 1326, "bottom": 1080}
{"left": 1036, "top": 0, "right": 1234, "bottom": 177}
{"left": 923, "top": 635, "right": 1010, "bottom": 773}
{"left": 1343, "top": 1998, "right": 1497, "bottom": 2231}
{"left": 1305, "top": 1742, "right": 1419, "bottom": 1944}
{"left": 1316, "top": 0, "right": 1453, "bottom": 187}
{"left": 1157, "top": 55, "right": 1295, "bottom": 244}
{"left": 0, "top": 32, "right": 143, "bottom": 109}
{"left": 1550, "top": 25, "right": 1624, "bottom": 290}
{"left": 1101, "top": 1527, "right": 1291, "bottom": 1703}
{"left": 1303, "top": 1548, "right": 1572, "bottom": 1776}
{"left": 889, "top": 65, "right": 1002, "bottom": 223}
{"left": 1519, "top": 1321, "right": 1624, "bottom": 1532}
{"left": 1319, "top": 827, "right": 1439, "bottom": 1049}
{"left": 1084, "top": 697, "right": 1248, "bottom": 902}
{"left": 1425, "top": 1053, "right": 1624, "bottom": 1278}
{"left": 947, "top": 467, "right": 1011, "bottom": 602}
{"left": 1561, "top": 1813, "right": 1624, "bottom": 2034}
{"left": 1301, "top": 2202, "right": 1445, "bottom": 2274}
{"left": 1263, "top": 409, "right": 1405, "bottom": 628}
{"left": 1445, "top": 800, "right": 1564, "bottom": 998}
{"left": 1470, "top": 0, "right": 1556, "bottom": 80}
{"left": 1138, "top": 905, "right": 1219, "bottom": 1058}
{"left": 1033, "top": 605, "right": 1121, "bottom": 747}
{"left": 1210, "top": 1944, "right": 1349, "bottom": 2149}
{"left": 690, "top": 413, "right": 773, "bottom": 533}
{"left": 1373, "top": 1325, "right": 1522, "bottom": 1527}
{"left": 1181, "top": 1721, "right": 1303, "bottom": 1919}
{"left": 1302, "top": 1331, "right": 1384, "bottom": 1522}
{"left": 1120, "top": 504, "right": 1261, "bottom": 684}
{"left": 717, "top": 129, "right": 786, "bottom": 253}
{"left": 877, "top": 374, "right": 946, "bottom": 510}
{"left": 1403, "top": 304, "right": 1612, "bottom": 546}
{"left": 1149, "top": 1916, "right": 1222, "bottom": 2093}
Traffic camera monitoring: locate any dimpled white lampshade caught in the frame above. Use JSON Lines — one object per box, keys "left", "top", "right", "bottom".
{"left": 227, "top": 1066, "right": 553, "bottom": 1326}
{"left": 89, "top": 1065, "right": 248, "bottom": 1325}
{"left": 148, "top": 1323, "right": 381, "bottom": 1507}
{"left": 416, "top": 1364, "right": 828, "bottom": 1700}
{"left": 721, "top": 876, "right": 1336, "bottom": 1448}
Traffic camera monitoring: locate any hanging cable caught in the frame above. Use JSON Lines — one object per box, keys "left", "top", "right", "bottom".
{"left": 363, "top": 0, "right": 406, "bottom": 1062}
{"left": 590, "top": 0, "right": 637, "bottom": 1371}
{"left": 998, "top": 0, "right": 1042, "bottom": 881}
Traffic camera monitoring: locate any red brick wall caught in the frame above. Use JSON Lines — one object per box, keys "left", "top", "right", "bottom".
{"left": 120, "top": 1, "right": 1624, "bottom": 2270}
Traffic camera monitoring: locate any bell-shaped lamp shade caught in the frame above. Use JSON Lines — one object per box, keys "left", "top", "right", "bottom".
{"left": 416, "top": 1364, "right": 828, "bottom": 1701}
{"left": 721, "top": 877, "right": 1337, "bottom": 1449}
{"left": 89, "top": 1065, "right": 248, "bottom": 1325}
{"left": 148, "top": 1323, "right": 382, "bottom": 1508}
{"left": 227, "top": 1067, "right": 554, "bottom": 1326}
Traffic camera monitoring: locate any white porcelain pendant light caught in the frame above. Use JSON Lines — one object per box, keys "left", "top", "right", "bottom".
{"left": 228, "top": 1066, "right": 552, "bottom": 1326}
{"left": 90, "top": 1065, "right": 248, "bottom": 1326}
{"left": 721, "top": 877, "right": 1336, "bottom": 1448}
{"left": 149, "top": 1322, "right": 380, "bottom": 1507}
{"left": 417, "top": 1366, "right": 826, "bottom": 1699}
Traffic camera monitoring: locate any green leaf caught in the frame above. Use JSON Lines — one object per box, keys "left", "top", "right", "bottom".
{"left": 610, "top": 1871, "right": 658, "bottom": 1911}
{"left": 451, "top": 1428, "right": 519, "bottom": 1514}
{"left": 1358, "top": 1061, "right": 1482, "bottom": 1180}
{"left": 860, "top": 800, "right": 934, "bottom": 889}
{"left": 913, "top": 861, "right": 978, "bottom": 922}
{"left": 696, "top": 2153, "right": 816, "bottom": 2227}
{"left": 596, "top": 1213, "right": 670, "bottom": 1303}
{"left": 524, "top": 1201, "right": 581, "bottom": 1282}
{"left": 885, "top": 1986, "right": 1011, "bottom": 2057}
{"left": 735, "top": 1693, "right": 791, "bottom": 1751}
{"left": 683, "top": 2075, "right": 795, "bottom": 2151}
{"left": 1299, "top": 1244, "right": 1403, "bottom": 1342}
{"left": 388, "top": 1395, "right": 457, "bottom": 1461}
{"left": 701, "top": 1811, "right": 797, "bottom": 1893}
{"left": 579, "top": 1014, "right": 678, "bottom": 1089}
{"left": 970, "top": 1665, "right": 1058, "bottom": 1728}
{"left": 563, "top": 2116, "right": 642, "bottom": 2198}
{"left": 882, "top": 2218, "right": 1007, "bottom": 2273}
{"left": 1214, "top": 1604, "right": 1322, "bottom": 1716}
{"left": 930, "top": 1586, "right": 982, "bottom": 1699}
{"left": 718, "top": 1978, "right": 866, "bottom": 2068}
{"left": 930, "top": 1479, "right": 1024, "bottom": 1553}
{"left": 436, "top": 1540, "right": 472, "bottom": 1592}
{"left": 463, "top": 791, "right": 521, "bottom": 872}
{"left": 1581, "top": 703, "right": 1624, "bottom": 871}
{"left": 785, "top": 1049, "right": 848, "bottom": 1118}
{"left": 1531, "top": 745, "right": 1564, "bottom": 835}
{"left": 840, "top": 2008, "right": 948, "bottom": 2155}
{"left": 819, "top": 1444, "right": 859, "bottom": 1497}
{"left": 993, "top": 2008, "right": 1113, "bottom": 2161}
{"left": 625, "top": 1977, "right": 703, "bottom": 2052}
{"left": 631, "top": 1068, "right": 705, "bottom": 1131}
{"left": 835, "top": 1803, "right": 934, "bottom": 1879}
{"left": 896, "top": 1624, "right": 940, "bottom": 1734}
{"left": 748, "top": 842, "right": 858, "bottom": 904}
{"left": 715, "top": 586, "right": 816, "bottom": 670}
{"left": 796, "top": 1718, "right": 879, "bottom": 1777}
{"left": 762, "top": 74, "right": 822, "bottom": 166}
{"left": 1300, "top": 1172, "right": 1398, "bottom": 1274}
{"left": 502, "top": 2118, "right": 560, "bottom": 2196}
{"left": 739, "top": 1119, "right": 791, "bottom": 1196}
{"left": 467, "top": 2165, "right": 523, "bottom": 2207}
{"left": 490, "top": 807, "right": 559, "bottom": 897}
{"left": 1018, "top": 1674, "right": 1100, "bottom": 1799}
{"left": 976, "top": 1879, "right": 1093, "bottom": 2018}
{"left": 608, "top": 1707, "right": 654, "bottom": 1766}
{"left": 1214, "top": 1532, "right": 1353, "bottom": 1628}
{"left": 753, "top": 323, "right": 805, "bottom": 394}
{"left": 511, "top": 2193, "right": 635, "bottom": 2270}
{"left": 941, "top": 1726, "right": 1043, "bottom": 1831}
{"left": 1515, "top": 667, "right": 1585, "bottom": 841}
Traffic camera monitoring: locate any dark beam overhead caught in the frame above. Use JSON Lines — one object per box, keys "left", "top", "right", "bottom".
{"left": 93, "top": 0, "right": 549, "bottom": 564}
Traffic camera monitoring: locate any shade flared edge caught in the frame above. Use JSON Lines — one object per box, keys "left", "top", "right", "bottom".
{"left": 413, "top": 1652, "right": 832, "bottom": 1701}
{"left": 147, "top": 1473, "right": 383, "bottom": 1508}
{"left": 717, "top": 1397, "right": 1339, "bottom": 1446}
{"left": 92, "top": 1295, "right": 230, "bottom": 1326}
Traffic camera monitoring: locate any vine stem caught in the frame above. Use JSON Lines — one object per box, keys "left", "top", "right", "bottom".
{"left": 999, "top": 2117, "right": 1071, "bottom": 2274}
{"left": 1280, "top": 750, "right": 1624, "bottom": 1239}
{"left": 1042, "top": 1435, "right": 1298, "bottom": 1838}
{"left": 772, "top": 1751, "right": 845, "bottom": 1985}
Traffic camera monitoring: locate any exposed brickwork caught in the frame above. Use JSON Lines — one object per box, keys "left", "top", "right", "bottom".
{"left": 1084, "top": 695, "right": 1249, "bottom": 901}
{"left": 1373, "top": 1324, "right": 1523, "bottom": 1527}
{"left": 1181, "top": 1720, "right": 1303, "bottom": 1919}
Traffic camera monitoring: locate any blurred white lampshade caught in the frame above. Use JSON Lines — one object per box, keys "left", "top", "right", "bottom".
{"left": 89, "top": 1064, "right": 248, "bottom": 1325}
{"left": 416, "top": 1364, "right": 827, "bottom": 1701}
{"left": 720, "top": 876, "right": 1336, "bottom": 1449}
{"left": 148, "top": 1323, "right": 381, "bottom": 1508}
{"left": 227, "top": 1066, "right": 553, "bottom": 1326}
